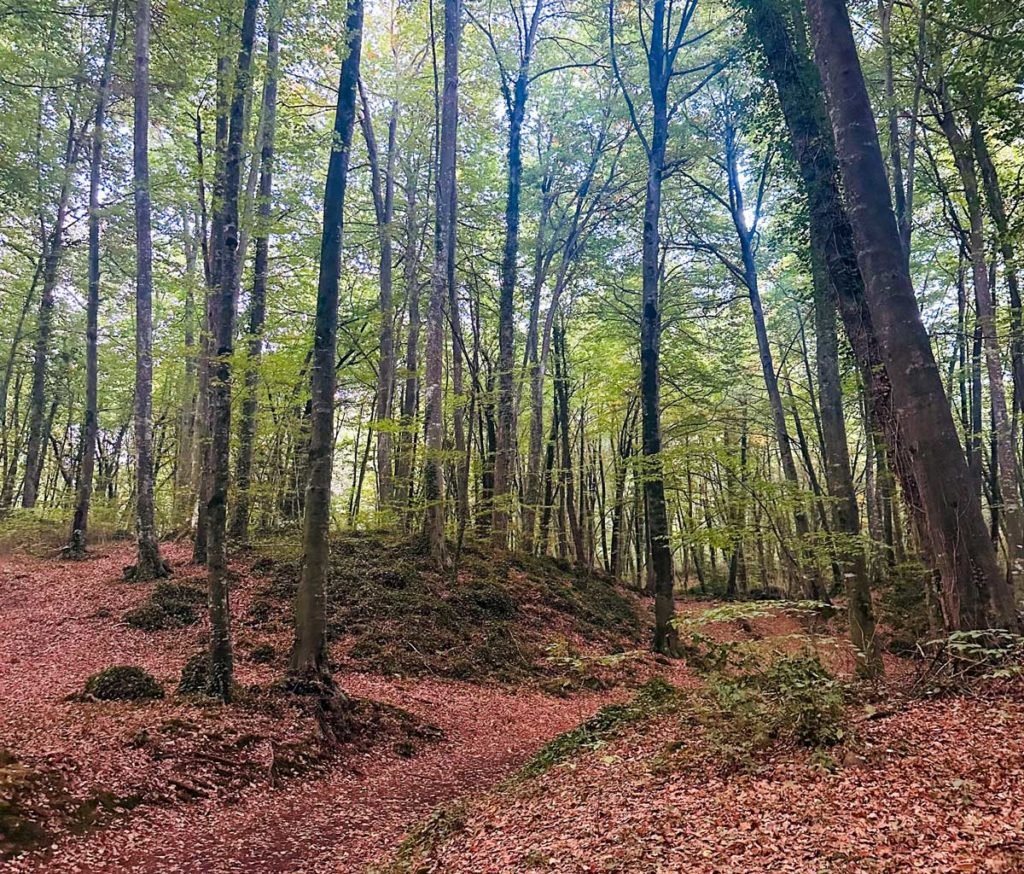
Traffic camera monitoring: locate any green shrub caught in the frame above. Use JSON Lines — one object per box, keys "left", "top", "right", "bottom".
{"left": 702, "top": 653, "right": 845, "bottom": 753}
{"left": 759, "top": 654, "right": 845, "bottom": 747}
{"left": 84, "top": 666, "right": 163, "bottom": 701}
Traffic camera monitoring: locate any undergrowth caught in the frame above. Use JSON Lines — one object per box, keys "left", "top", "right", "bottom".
{"left": 251, "top": 532, "right": 639, "bottom": 681}
{"left": 514, "top": 677, "right": 680, "bottom": 781}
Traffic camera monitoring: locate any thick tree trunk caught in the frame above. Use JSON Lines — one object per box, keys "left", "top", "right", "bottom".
{"left": 129, "top": 0, "right": 168, "bottom": 581}
{"left": 232, "top": 8, "right": 281, "bottom": 543}
{"left": 804, "top": 0, "right": 1016, "bottom": 631}
{"left": 290, "top": 0, "right": 364, "bottom": 685}
{"left": 750, "top": 0, "right": 933, "bottom": 630}
{"left": 66, "top": 0, "right": 119, "bottom": 556}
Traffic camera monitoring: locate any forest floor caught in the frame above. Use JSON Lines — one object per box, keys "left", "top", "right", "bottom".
{"left": 1, "top": 540, "right": 1023, "bottom": 872}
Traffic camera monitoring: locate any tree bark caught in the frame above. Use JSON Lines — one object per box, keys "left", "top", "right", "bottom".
{"left": 232, "top": 4, "right": 281, "bottom": 543}
{"left": 936, "top": 90, "right": 1024, "bottom": 591}
{"left": 129, "top": 0, "right": 168, "bottom": 580}
{"left": 804, "top": 0, "right": 1016, "bottom": 631}
{"left": 360, "top": 83, "right": 398, "bottom": 516}
{"left": 492, "top": 0, "right": 544, "bottom": 546}
{"left": 206, "top": 0, "right": 259, "bottom": 701}
{"left": 290, "top": 0, "right": 364, "bottom": 685}
{"left": 422, "top": 0, "right": 460, "bottom": 564}
{"left": 66, "top": 0, "right": 119, "bottom": 556}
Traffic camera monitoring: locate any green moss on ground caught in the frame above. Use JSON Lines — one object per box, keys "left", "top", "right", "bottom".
{"left": 251, "top": 534, "right": 640, "bottom": 682}
{"left": 515, "top": 678, "right": 680, "bottom": 780}
{"left": 124, "top": 581, "right": 205, "bottom": 631}
{"left": 83, "top": 666, "right": 164, "bottom": 701}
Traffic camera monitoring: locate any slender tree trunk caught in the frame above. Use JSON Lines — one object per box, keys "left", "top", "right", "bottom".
{"left": 813, "top": 250, "right": 881, "bottom": 674}
{"left": 492, "top": 5, "right": 544, "bottom": 544}
{"left": 937, "top": 93, "right": 1024, "bottom": 590}
{"left": 232, "top": 6, "right": 281, "bottom": 542}
{"left": 290, "top": 0, "right": 364, "bottom": 688}
{"left": 422, "top": 0, "right": 459, "bottom": 563}
{"left": 129, "top": 0, "right": 168, "bottom": 580}
{"left": 971, "top": 119, "right": 1024, "bottom": 420}
{"left": 66, "top": 0, "right": 119, "bottom": 556}
{"left": 395, "top": 181, "right": 421, "bottom": 521}
{"left": 205, "top": 0, "right": 258, "bottom": 701}
{"left": 360, "top": 83, "right": 398, "bottom": 515}
{"left": 553, "top": 322, "right": 585, "bottom": 563}
{"left": 193, "top": 54, "right": 230, "bottom": 565}
{"left": 805, "top": 0, "right": 1016, "bottom": 631}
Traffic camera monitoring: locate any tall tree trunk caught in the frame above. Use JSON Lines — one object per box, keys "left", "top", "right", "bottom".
{"left": 937, "top": 91, "right": 1024, "bottom": 591}
{"left": 971, "top": 119, "right": 1024, "bottom": 420}
{"left": 804, "top": 0, "right": 1016, "bottom": 631}
{"left": 723, "top": 121, "right": 820, "bottom": 600}
{"left": 750, "top": 0, "right": 934, "bottom": 622}
{"left": 66, "top": 0, "right": 119, "bottom": 556}
{"left": 813, "top": 251, "right": 881, "bottom": 674}
{"left": 360, "top": 84, "right": 398, "bottom": 516}
{"left": 232, "top": 5, "right": 281, "bottom": 542}
{"left": 22, "top": 156, "right": 77, "bottom": 508}
{"left": 129, "top": 0, "right": 168, "bottom": 580}
{"left": 492, "top": 2, "right": 544, "bottom": 546}
{"left": 395, "top": 180, "right": 421, "bottom": 520}
{"left": 422, "top": 0, "right": 459, "bottom": 564}
{"left": 290, "top": 0, "right": 364, "bottom": 686}
{"left": 553, "top": 322, "right": 585, "bottom": 563}
{"left": 206, "top": 0, "right": 259, "bottom": 701}
{"left": 193, "top": 53, "right": 231, "bottom": 565}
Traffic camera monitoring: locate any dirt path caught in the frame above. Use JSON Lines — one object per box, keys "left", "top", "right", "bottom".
{"left": 8, "top": 677, "right": 622, "bottom": 873}
{"left": 1, "top": 544, "right": 679, "bottom": 872}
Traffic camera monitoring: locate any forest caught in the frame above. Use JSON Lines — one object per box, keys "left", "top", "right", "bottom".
{"left": 1, "top": 0, "right": 1023, "bottom": 868}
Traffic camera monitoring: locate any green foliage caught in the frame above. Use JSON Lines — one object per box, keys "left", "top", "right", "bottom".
{"left": 916, "top": 630, "right": 1024, "bottom": 693}
{"left": 515, "top": 678, "right": 679, "bottom": 781}
{"left": 698, "top": 652, "right": 846, "bottom": 758}
{"left": 375, "top": 801, "right": 468, "bottom": 874}
{"left": 83, "top": 666, "right": 164, "bottom": 701}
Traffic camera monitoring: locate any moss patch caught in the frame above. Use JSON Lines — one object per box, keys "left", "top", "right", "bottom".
{"left": 515, "top": 678, "right": 680, "bottom": 781}
{"left": 83, "top": 666, "right": 164, "bottom": 701}
{"left": 252, "top": 534, "right": 640, "bottom": 682}
{"left": 124, "top": 581, "right": 205, "bottom": 631}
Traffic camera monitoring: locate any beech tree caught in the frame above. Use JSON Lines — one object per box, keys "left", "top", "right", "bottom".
{"left": 290, "top": 0, "right": 365, "bottom": 687}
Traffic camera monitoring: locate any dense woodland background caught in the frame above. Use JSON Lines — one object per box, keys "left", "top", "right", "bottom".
{"left": 2, "top": 0, "right": 1024, "bottom": 693}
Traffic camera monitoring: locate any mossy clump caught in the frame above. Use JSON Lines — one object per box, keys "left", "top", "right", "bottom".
{"left": 249, "top": 643, "right": 276, "bottom": 664}
{"left": 252, "top": 533, "right": 640, "bottom": 682}
{"left": 177, "top": 652, "right": 209, "bottom": 694}
{"left": 124, "top": 581, "right": 205, "bottom": 631}
{"left": 84, "top": 666, "right": 164, "bottom": 701}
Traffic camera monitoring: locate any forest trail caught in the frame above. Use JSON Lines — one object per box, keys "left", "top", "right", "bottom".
{"left": 0, "top": 543, "right": 688, "bottom": 873}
